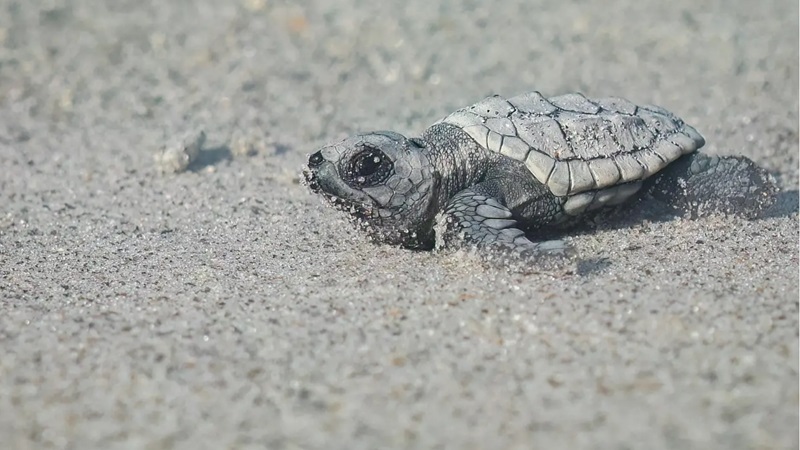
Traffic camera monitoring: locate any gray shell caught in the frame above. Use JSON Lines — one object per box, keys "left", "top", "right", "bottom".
{"left": 435, "top": 92, "right": 705, "bottom": 202}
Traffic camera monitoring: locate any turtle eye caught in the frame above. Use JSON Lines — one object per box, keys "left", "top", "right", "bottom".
{"left": 346, "top": 146, "right": 393, "bottom": 186}
{"left": 353, "top": 151, "right": 383, "bottom": 177}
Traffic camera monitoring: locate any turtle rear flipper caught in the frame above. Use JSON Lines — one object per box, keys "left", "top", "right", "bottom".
{"left": 434, "top": 186, "right": 574, "bottom": 261}
{"left": 647, "top": 153, "right": 778, "bottom": 219}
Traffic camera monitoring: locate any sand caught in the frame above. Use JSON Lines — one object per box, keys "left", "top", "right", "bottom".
{"left": 0, "top": 0, "right": 798, "bottom": 449}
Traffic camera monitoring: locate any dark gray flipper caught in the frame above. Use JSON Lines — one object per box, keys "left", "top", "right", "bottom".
{"left": 647, "top": 153, "right": 778, "bottom": 219}
{"left": 434, "top": 187, "right": 572, "bottom": 258}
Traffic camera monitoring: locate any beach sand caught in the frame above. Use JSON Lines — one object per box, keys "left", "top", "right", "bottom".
{"left": 1, "top": 1, "right": 798, "bottom": 448}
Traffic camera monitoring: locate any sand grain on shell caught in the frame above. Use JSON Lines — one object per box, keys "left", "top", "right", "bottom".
{"left": 0, "top": 1, "right": 797, "bottom": 450}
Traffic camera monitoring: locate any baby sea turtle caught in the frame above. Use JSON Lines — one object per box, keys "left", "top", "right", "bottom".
{"left": 303, "top": 91, "right": 777, "bottom": 259}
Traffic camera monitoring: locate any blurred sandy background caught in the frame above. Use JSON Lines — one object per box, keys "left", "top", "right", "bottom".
{"left": 0, "top": 1, "right": 797, "bottom": 449}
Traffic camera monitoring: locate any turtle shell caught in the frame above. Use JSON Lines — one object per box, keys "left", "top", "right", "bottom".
{"left": 435, "top": 92, "right": 705, "bottom": 200}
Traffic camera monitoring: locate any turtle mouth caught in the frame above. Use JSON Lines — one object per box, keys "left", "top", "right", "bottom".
{"left": 302, "top": 166, "right": 321, "bottom": 192}
{"left": 322, "top": 193, "right": 376, "bottom": 220}
{"left": 302, "top": 165, "right": 377, "bottom": 220}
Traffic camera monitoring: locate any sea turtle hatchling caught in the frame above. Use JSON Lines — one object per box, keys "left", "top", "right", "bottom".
{"left": 303, "top": 91, "right": 777, "bottom": 259}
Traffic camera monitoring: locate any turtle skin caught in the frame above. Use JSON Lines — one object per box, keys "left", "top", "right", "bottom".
{"left": 303, "top": 91, "right": 778, "bottom": 260}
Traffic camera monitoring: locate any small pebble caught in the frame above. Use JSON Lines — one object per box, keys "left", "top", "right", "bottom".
{"left": 154, "top": 130, "right": 206, "bottom": 174}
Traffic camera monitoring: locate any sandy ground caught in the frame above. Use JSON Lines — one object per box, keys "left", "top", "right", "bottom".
{"left": 1, "top": 1, "right": 798, "bottom": 449}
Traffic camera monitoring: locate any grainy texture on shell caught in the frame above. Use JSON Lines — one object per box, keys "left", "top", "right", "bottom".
{"left": 437, "top": 92, "right": 705, "bottom": 197}
{"left": 2, "top": 1, "right": 796, "bottom": 449}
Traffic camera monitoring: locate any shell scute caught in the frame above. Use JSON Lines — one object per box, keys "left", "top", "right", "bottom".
{"left": 436, "top": 92, "right": 704, "bottom": 196}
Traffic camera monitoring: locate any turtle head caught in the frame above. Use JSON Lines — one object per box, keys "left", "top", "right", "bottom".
{"left": 303, "top": 131, "right": 439, "bottom": 248}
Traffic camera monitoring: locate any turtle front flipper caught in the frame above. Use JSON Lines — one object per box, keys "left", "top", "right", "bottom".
{"left": 434, "top": 187, "right": 573, "bottom": 260}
